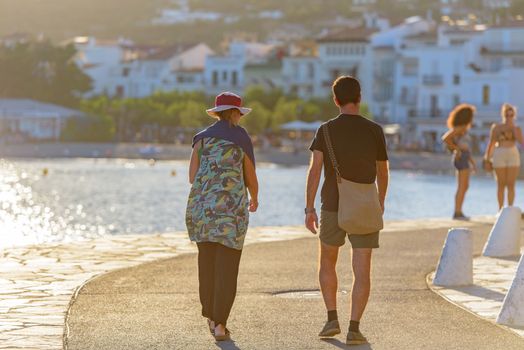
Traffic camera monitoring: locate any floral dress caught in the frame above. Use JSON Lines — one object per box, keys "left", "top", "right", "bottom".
{"left": 186, "top": 137, "right": 249, "bottom": 250}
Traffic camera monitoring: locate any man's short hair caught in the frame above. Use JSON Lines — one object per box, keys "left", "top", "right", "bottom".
{"left": 332, "top": 76, "right": 361, "bottom": 106}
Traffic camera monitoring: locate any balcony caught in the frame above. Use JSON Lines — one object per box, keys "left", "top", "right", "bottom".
{"left": 408, "top": 109, "right": 445, "bottom": 119}
{"left": 422, "top": 75, "right": 443, "bottom": 86}
{"left": 373, "top": 93, "right": 391, "bottom": 102}
{"left": 399, "top": 94, "right": 417, "bottom": 106}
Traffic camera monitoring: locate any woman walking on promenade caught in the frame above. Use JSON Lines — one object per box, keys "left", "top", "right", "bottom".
{"left": 442, "top": 104, "right": 476, "bottom": 220}
{"left": 483, "top": 103, "right": 523, "bottom": 210}
{"left": 186, "top": 92, "right": 259, "bottom": 341}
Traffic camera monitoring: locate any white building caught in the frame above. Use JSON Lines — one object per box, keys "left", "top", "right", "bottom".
{"left": 74, "top": 37, "right": 270, "bottom": 98}
{"left": 281, "top": 26, "right": 377, "bottom": 102}
{"left": 483, "top": 0, "right": 512, "bottom": 9}
{"left": 370, "top": 16, "right": 435, "bottom": 122}
{"left": 0, "top": 99, "right": 85, "bottom": 141}
{"left": 392, "top": 21, "right": 524, "bottom": 150}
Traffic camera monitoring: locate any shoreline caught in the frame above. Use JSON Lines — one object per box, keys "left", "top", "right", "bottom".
{"left": 0, "top": 141, "right": 492, "bottom": 174}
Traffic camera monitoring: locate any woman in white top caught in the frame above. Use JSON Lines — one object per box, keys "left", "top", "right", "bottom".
{"left": 483, "top": 104, "right": 523, "bottom": 210}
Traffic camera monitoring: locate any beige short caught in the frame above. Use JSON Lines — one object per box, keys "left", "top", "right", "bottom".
{"left": 492, "top": 146, "right": 521, "bottom": 168}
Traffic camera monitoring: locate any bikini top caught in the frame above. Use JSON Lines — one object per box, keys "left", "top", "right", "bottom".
{"left": 497, "top": 128, "right": 516, "bottom": 142}
{"left": 454, "top": 133, "right": 471, "bottom": 150}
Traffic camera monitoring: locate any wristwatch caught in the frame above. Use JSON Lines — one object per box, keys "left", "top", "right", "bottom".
{"left": 304, "top": 208, "right": 316, "bottom": 215}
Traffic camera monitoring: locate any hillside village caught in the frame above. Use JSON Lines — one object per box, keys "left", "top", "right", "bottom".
{"left": 1, "top": 0, "right": 523, "bottom": 151}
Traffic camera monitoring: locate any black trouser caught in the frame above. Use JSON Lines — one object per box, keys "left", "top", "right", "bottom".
{"left": 197, "top": 242, "right": 242, "bottom": 326}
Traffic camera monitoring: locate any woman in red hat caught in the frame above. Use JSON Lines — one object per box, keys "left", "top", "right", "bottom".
{"left": 186, "top": 92, "right": 259, "bottom": 341}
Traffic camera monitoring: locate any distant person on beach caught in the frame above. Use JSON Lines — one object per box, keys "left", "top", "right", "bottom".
{"left": 185, "top": 92, "right": 259, "bottom": 341}
{"left": 483, "top": 103, "right": 523, "bottom": 210}
{"left": 442, "top": 104, "right": 476, "bottom": 220}
{"left": 305, "top": 76, "right": 389, "bottom": 346}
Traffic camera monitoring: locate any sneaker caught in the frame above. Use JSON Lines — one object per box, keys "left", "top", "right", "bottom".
{"left": 346, "top": 330, "right": 368, "bottom": 346}
{"left": 318, "top": 320, "right": 341, "bottom": 337}
{"left": 453, "top": 212, "right": 470, "bottom": 221}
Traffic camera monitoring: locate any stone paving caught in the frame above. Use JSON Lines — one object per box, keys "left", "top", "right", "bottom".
{"left": 0, "top": 217, "right": 495, "bottom": 349}
{"left": 430, "top": 250, "right": 524, "bottom": 338}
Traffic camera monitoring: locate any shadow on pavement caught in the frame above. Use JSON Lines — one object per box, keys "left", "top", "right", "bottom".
{"left": 448, "top": 284, "right": 505, "bottom": 302}
{"left": 321, "top": 338, "right": 374, "bottom": 349}
{"left": 215, "top": 340, "right": 241, "bottom": 350}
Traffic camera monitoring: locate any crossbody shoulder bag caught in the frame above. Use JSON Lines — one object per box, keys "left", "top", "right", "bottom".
{"left": 322, "top": 124, "right": 384, "bottom": 235}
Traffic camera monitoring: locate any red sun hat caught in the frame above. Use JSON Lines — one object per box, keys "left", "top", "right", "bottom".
{"left": 206, "top": 92, "right": 252, "bottom": 118}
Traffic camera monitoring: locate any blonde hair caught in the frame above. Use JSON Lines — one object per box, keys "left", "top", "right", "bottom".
{"left": 216, "top": 109, "right": 240, "bottom": 126}
{"left": 501, "top": 103, "right": 517, "bottom": 121}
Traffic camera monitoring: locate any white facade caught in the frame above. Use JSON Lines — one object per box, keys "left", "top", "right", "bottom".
{"left": 74, "top": 37, "right": 257, "bottom": 98}
{"left": 391, "top": 23, "right": 524, "bottom": 149}
{"left": 281, "top": 27, "right": 377, "bottom": 103}
{"left": 204, "top": 55, "right": 245, "bottom": 95}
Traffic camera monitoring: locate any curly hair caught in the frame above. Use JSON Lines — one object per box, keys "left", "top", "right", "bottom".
{"left": 447, "top": 104, "right": 476, "bottom": 129}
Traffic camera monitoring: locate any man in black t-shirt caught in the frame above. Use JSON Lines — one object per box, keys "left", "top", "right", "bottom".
{"left": 305, "top": 76, "right": 389, "bottom": 345}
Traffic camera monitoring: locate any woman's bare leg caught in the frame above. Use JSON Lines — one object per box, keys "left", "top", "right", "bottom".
{"left": 455, "top": 169, "right": 470, "bottom": 214}
{"left": 506, "top": 167, "right": 519, "bottom": 206}
{"left": 494, "top": 168, "right": 508, "bottom": 210}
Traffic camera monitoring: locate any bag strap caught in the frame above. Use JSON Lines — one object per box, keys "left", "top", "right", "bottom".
{"left": 322, "top": 124, "right": 342, "bottom": 183}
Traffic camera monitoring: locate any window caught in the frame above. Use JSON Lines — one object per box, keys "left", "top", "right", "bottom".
{"left": 232, "top": 71, "right": 238, "bottom": 86}
{"left": 222, "top": 71, "right": 228, "bottom": 82}
{"left": 453, "top": 94, "right": 460, "bottom": 106}
{"left": 122, "top": 67, "right": 130, "bottom": 77}
{"left": 307, "top": 63, "right": 315, "bottom": 79}
{"left": 483, "top": 85, "right": 490, "bottom": 105}
{"left": 116, "top": 86, "right": 124, "bottom": 98}
{"left": 430, "top": 95, "right": 439, "bottom": 117}
{"left": 212, "top": 71, "right": 218, "bottom": 86}
{"left": 291, "top": 62, "right": 299, "bottom": 77}
{"left": 453, "top": 74, "right": 460, "bottom": 85}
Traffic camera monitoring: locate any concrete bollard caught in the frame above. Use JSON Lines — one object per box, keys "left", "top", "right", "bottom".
{"left": 433, "top": 228, "right": 473, "bottom": 287}
{"left": 497, "top": 253, "right": 524, "bottom": 327}
{"left": 483, "top": 206, "right": 521, "bottom": 258}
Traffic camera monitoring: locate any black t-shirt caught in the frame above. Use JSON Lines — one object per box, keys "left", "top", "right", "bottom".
{"left": 309, "top": 114, "right": 388, "bottom": 212}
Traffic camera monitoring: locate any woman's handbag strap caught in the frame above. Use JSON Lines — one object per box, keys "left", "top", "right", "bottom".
{"left": 322, "top": 124, "right": 342, "bottom": 183}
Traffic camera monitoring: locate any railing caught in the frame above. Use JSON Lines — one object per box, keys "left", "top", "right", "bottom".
{"left": 373, "top": 93, "right": 391, "bottom": 102}
{"left": 408, "top": 109, "right": 446, "bottom": 119}
{"left": 399, "top": 95, "right": 417, "bottom": 106}
{"left": 422, "top": 75, "right": 444, "bottom": 86}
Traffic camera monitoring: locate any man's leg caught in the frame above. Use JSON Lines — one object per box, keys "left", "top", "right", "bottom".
{"left": 317, "top": 210, "right": 346, "bottom": 337}
{"left": 319, "top": 241, "right": 339, "bottom": 312}
{"left": 350, "top": 248, "right": 372, "bottom": 322}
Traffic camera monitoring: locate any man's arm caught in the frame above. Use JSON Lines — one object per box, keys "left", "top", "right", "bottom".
{"left": 376, "top": 160, "right": 389, "bottom": 212}
{"left": 305, "top": 150, "right": 323, "bottom": 234}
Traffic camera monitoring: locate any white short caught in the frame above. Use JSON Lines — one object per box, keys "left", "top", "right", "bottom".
{"left": 492, "top": 146, "right": 521, "bottom": 168}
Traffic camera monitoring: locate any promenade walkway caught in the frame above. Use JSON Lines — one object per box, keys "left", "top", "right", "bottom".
{"left": 65, "top": 220, "right": 524, "bottom": 349}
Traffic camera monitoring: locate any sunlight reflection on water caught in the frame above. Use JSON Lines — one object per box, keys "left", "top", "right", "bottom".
{"left": 0, "top": 158, "right": 519, "bottom": 249}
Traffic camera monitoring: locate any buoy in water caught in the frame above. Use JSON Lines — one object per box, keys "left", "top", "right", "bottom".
{"left": 171, "top": 170, "right": 177, "bottom": 177}
{"left": 42, "top": 168, "right": 49, "bottom": 176}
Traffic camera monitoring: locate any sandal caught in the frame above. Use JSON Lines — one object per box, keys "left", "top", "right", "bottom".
{"left": 214, "top": 327, "right": 231, "bottom": 341}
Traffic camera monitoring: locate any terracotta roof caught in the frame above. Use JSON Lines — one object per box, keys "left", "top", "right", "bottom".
{"left": 317, "top": 27, "right": 377, "bottom": 43}
{"left": 143, "top": 44, "right": 196, "bottom": 61}
{"left": 404, "top": 31, "right": 438, "bottom": 40}
{"left": 491, "top": 20, "right": 524, "bottom": 29}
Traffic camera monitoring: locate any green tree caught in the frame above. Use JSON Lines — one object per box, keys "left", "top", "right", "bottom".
{"left": 271, "top": 97, "right": 301, "bottom": 130}
{"left": 241, "top": 102, "right": 270, "bottom": 134}
{"left": 0, "top": 41, "right": 92, "bottom": 107}
{"left": 61, "top": 114, "right": 115, "bottom": 142}
{"left": 244, "top": 85, "right": 285, "bottom": 111}
{"left": 179, "top": 101, "right": 210, "bottom": 129}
